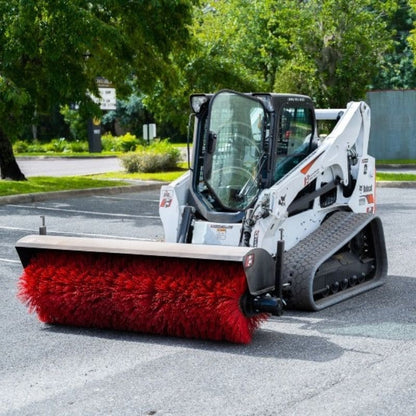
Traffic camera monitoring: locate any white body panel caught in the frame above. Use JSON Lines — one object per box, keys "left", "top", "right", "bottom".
{"left": 160, "top": 101, "right": 376, "bottom": 255}
{"left": 159, "top": 172, "right": 190, "bottom": 242}
{"left": 192, "top": 221, "right": 242, "bottom": 245}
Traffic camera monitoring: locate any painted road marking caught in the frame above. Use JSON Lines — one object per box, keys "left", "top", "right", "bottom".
{"left": 7, "top": 204, "right": 160, "bottom": 219}
{"left": 0, "top": 225, "right": 155, "bottom": 241}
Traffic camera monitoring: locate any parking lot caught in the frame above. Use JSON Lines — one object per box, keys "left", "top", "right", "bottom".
{"left": 1, "top": 187, "right": 415, "bottom": 416}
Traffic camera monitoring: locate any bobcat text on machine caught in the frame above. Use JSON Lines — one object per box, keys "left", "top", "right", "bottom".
{"left": 16, "top": 90, "right": 388, "bottom": 343}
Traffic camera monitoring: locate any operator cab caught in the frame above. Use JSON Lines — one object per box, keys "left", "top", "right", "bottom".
{"left": 189, "top": 90, "right": 316, "bottom": 222}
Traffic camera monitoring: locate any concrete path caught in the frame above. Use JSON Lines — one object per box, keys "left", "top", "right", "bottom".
{"left": 16, "top": 156, "right": 123, "bottom": 177}
{"left": 377, "top": 164, "right": 416, "bottom": 174}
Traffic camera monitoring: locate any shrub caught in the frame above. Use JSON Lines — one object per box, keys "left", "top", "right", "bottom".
{"left": 26, "top": 141, "right": 47, "bottom": 153}
{"left": 44, "top": 138, "right": 69, "bottom": 153}
{"left": 101, "top": 132, "right": 141, "bottom": 152}
{"left": 13, "top": 140, "right": 47, "bottom": 154}
{"left": 101, "top": 133, "right": 118, "bottom": 152}
{"left": 120, "top": 140, "right": 181, "bottom": 173}
{"left": 118, "top": 132, "right": 140, "bottom": 152}
{"left": 69, "top": 140, "right": 89, "bottom": 153}
{"left": 13, "top": 140, "right": 29, "bottom": 153}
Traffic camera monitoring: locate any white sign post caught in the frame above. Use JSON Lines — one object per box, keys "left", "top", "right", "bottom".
{"left": 143, "top": 123, "right": 157, "bottom": 143}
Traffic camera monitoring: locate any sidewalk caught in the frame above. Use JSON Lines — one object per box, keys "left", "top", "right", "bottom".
{"left": 16, "top": 156, "right": 122, "bottom": 177}
{"left": 377, "top": 164, "right": 416, "bottom": 175}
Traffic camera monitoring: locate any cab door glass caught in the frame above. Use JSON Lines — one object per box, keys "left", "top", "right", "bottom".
{"left": 274, "top": 106, "right": 315, "bottom": 181}
{"left": 278, "top": 106, "right": 314, "bottom": 156}
{"left": 204, "top": 91, "right": 266, "bottom": 210}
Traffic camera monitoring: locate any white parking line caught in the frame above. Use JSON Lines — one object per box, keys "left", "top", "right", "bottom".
{"left": 8, "top": 204, "right": 160, "bottom": 219}
{"left": 0, "top": 225, "right": 37, "bottom": 233}
{"left": 0, "top": 225, "right": 155, "bottom": 241}
{"left": 93, "top": 196, "right": 159, "bottom": 202}
{"left": 0, "top": 258, "right": 20, "bottom": 264}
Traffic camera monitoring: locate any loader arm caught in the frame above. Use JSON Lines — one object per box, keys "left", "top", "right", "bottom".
{"left": 270, "top": 101, "right": 371, "bottom": 221}
{"left": 253, "top": 101, "right": 375, "bottom": 253}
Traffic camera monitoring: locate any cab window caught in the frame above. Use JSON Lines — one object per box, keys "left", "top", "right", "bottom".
{"left": 274, "top": 106, "right": 315, "bottom": 181}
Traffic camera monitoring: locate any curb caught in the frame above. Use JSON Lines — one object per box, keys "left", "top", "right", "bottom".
{"left": 377, "top": 164, "right": 416, "bottom": 169}
{"left": 0, "top": 181, "right": 165, "bottom": 206}
{"left": 375, "top": 181, "right": 416, "bottom": 188}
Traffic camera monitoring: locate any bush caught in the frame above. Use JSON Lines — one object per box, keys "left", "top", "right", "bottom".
{"left": 101, "top": 132, "right": 141, "bottom": 152}
{"left": 120, "top": 140, "right": 181, "bottom": 173}
{"left": 69, "top": 140, "right": 89, "bottom": 153}
{"left": 42, "top": 138, "right": 88, "bottom": 153}
{"left": 13, "top": 140, "right": 47, "bottom": 154}
{"left": 44, "top": 138, "right": 69, "bottom": 153}
{"left": 13, "top": 140, "right": 29, "bottom": 153}
{"left": 118, "top": 132, "right": 140, "bottom": 152}
{"left": 13, "top": 134, "right": 141, "bottom": 155}
{"left": 101, "top": 133, "right": 118, "bottom": 152}
{"left": 26, "top": 141, "right": 47, "bottom": 153}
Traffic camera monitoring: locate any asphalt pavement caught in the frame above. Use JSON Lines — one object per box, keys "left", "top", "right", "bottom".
{"left": 0, "top": 187, "right": 415, "bottom": 415}
{"left": 0, "top": 156, "right": 414, "bottom": 415}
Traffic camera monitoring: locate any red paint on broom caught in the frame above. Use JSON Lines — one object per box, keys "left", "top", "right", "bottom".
{"left": 17, "top": 251, "right": 267, "bottom": 343}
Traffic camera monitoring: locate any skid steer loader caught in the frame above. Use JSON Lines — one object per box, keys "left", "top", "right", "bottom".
{"left": 16, "top": 90, "right": 388, "bottom": 343}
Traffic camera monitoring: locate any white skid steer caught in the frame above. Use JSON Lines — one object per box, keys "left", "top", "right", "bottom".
{"left": 16, "top": 90, "right": 387, "bottom": 343}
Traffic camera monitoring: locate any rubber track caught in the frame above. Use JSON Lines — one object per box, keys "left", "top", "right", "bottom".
{"left": 282, "top": 211, "right": 387, "bottom": 311}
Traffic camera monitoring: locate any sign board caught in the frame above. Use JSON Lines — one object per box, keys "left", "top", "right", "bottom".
{"left": 90, "top": 87, "right": 116, "bottom": 110}
{"left": 96, "top": 77, "right": 113, "bottom": 88}
{"left": 89, "top": 78, "right": 117, "bottom": 110}
{"left": 143, "top": 123, "right": 157, "bottom": 142}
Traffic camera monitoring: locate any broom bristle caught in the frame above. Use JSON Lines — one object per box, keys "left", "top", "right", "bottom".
{"left": 17, "top": 251, "right": 267, "bottom": 343}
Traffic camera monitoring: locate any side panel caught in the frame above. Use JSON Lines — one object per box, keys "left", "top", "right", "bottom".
{"left": 257, "top": 209, "right": 327, "bottom": 254}
{"left": 159, "top": 172, "right": 190, "bottom": 242}
{"left": 348, "top": 155, "right": 376, "bottom": 213}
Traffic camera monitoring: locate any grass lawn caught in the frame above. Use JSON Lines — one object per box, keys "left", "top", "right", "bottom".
{"left": 376, "top": 172, "right": 416, "bottom": 182}
{"left": 0, "top": 176, "right": 129, "bottom": 197}
{"left": 0, "top": 164, "right": 189, "bottom": 197}
{"left": 377, "top": 159, "right": 416, "bottom": 165}
{"left": 93, "top": 167, "right": 188, "bottom": 183}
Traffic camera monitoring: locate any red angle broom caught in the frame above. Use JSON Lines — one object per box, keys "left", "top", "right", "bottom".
{"left": 18, "top": 251, "right": 267, "bottom": 343}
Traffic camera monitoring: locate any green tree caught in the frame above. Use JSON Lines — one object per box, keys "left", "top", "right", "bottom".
{"left": 407, "top": 0, "right": 416, "bottom": 68}
{"left": 141, "top": 1, "right": 264, "bottom": 135}
{"left": 146, "top": 0, "right": 396, "bottom": 135}
{"left": 0, "top": 0, "right": 196, "bottom": 180}
{"left": 272, "top": 0, "right": 396, "bottom": 106}
{"left": 373, "top": 0, "right": 416, "bottom": 89}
